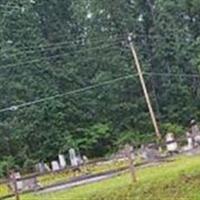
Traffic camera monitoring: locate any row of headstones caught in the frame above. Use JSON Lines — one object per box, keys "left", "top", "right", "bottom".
{"left": 9, "top": 149, "right": 88, "bottom": 192}
{"left": 165, "top": 131, "right": 200, "bottom": 153}
{"left": 141, "top": 131, "right": 200, "bottom": 162}
{"left": 35, "top": 148, "right": 88, "bottom": 173}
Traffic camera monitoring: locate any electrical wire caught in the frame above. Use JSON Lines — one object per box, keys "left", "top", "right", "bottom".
{"left": 143, "top": 72, "right": 200, "bottom": 78}
{"left": 0, "top": 74, "right": 138, "bottom": 113}
{"left": 0, "top": 36, "right": 124, "bottom": 59}
{"left": 0, "top": 33, "right": 124, "bottom": 56}
{"left": 0, "top": 5, "right": 20, "bottom": 10}
{"left": 0, "top": 40, "right": 122, "bottom": 70}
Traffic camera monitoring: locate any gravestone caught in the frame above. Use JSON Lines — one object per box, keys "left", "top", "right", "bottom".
{"left": 140, "top": 144, "right": 161, "bottom": 161}
{"left": 36, "top": 162, "right": 45, "bottom": 173}
{"left": 58, "top": 154, "right": 67, "bottom": 169}
{"left": 77, "top": 155, "right": 83, "bottom": 165}
{"left": 82, "top": 155, "right": 89, "bottom": 164}
{"left": 36, "top": 162, "right": 51, "bottom": 173}
{"left": 190, "top": 120, "right": 200, "bottom": 135}
{"left": 190, "top": 120, "right": 200, "bottom": 146}
{"left": 9, "top": 172, "right": 23, "bottom": 191}
{"left": 186, "top": 132, "right": 194, "bottom": 150}
{"left": 51, "top": 161, "right": 60, "bottom": 171}
{"left": 165, "top": 133, "right": 178, "bottom": 154}
{"left": 22, "top": 177, "right": 40, "bottom": 191}
{"left": 44, "top": 163, "right": 51, "bottom": 172}
{"left": 69, "top": 148, "right": 78, "bottom": 167}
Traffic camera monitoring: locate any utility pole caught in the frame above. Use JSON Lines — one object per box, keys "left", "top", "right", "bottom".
{"left": 128, "top": 35, "right": 161, "bottom": 140}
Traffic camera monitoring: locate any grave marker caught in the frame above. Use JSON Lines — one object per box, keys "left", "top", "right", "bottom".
{"left": 58, "top": 154, "right": 67, "bottom": 169}
{"left": 69, "top": 148, "right": 78, "bottom": 167}
{"left": 51, "top": 161, "right": 60, "bottom": 171}
{"left": 165, "top": 133, "right": 178, "bottom": 154}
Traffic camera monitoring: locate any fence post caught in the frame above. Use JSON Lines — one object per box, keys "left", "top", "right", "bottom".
{"left": 125, "top": 144, "right": 137, "bottom": 183}
{"left": 11, "top": 172, "right": 20, "bottom": 200}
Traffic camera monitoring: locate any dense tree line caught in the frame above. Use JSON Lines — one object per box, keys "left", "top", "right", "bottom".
{"left": 0, "top": 0, "right": 200, "bottom": 176}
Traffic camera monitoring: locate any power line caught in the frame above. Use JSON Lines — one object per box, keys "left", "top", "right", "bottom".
{"left": 0, "top": 5, "right": 20, "bottom": 10}
{"left": 0, "top": 31, "right": 181, "bottom": 56}
{"left": 144, "top": 72, "right": 200, "bottom": 78}
{"left": 0, "top": 41, "right": 121, "bottom": 71}
{"left": 0, "top": 74, "right": 138, "bottom": 113}
{"left": 0, "top": 33, "right": 124, "bottom": 56}
{"left": 1, "top": 37, "right": 123, "bottom": 59}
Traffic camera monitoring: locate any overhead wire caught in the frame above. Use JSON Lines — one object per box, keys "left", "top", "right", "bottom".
{"left": 1, "top": 71, "right": 199, "bottom": 113}
{"left": 143, "top": 72, "right": 200, "bottom": 78}
{"left": 0, "top": 5, "right": 20, "bottom": 10}
{"left": 0, "top": 31, "right": 178, "bottom": 56}
{"left": 0, "top": 39, "right": 123, "bottom": 71}
{"left": 0, "top": 36, "right": 124, "bottom": 59}
{"left": 0, "top": 74, "right": 138, "bottom": 113}
{"left": 0, "top": 33, "right": 125, "bottom": 56}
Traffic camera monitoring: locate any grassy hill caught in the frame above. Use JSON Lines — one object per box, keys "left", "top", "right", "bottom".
{"left": 9, "top": 155, "right": 200, "bottom": 200}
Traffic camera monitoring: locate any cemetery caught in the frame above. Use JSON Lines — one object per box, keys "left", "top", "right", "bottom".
{"left": 1, "top": 155, "right": 200, "bottom": 200}
{"left": 1, "top": 1, "right": 200, "bottom": 199}
{"left": 1, "top": 122, "right": 200, "bottom": 199}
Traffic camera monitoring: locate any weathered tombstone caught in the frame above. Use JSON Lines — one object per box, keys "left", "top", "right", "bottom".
{"left": 186, "top": 132, "right": 194, "bottom": 150}
{"left": 165, "top": 133, "right": 178, "bottom": 154}
{"left": 22, "top": 177, "right": 40, "bottom": 191}
{"left": 51, "top": 161, "right": 60, "bottom": 171}
{"left": 140, "top": 144, "right": 161, "bottom": 161}
{"left": 190, "top": 120, "right": 200, "bottom": 146}
{"left": 82, "top": 155, "right": 89, "bottom": 164}
{"left": 15, "top": 172, "right": 23, "bottom": 191}
{"left": 190, "top": 120, "right": 200, "bottom": 135}
{"left": 58, "top": 154, "right": 67, "bottom": 169}
{"left": 77, "top": 155, "right": 84, "bottom": 165}
{"left": 69, "top": 148, "right": 78, "bottom": 167}
{"left": 9, "top": 172, "right": 23, "bottom": 191}
{"left": 36, "top": 162, "right": 45, "bottom": 173}
{"left": 44, "top": 163, "right": 51, "bottom": 172}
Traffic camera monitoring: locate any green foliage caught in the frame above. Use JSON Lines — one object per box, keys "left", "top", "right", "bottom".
{"left": 161, "top": 123, "right": 185, "bottom": 136}
{"left": 0, "top": 156, "right": 15, "bottom": 177}
{"left": 0, "top": 0, "right": 200, "bottom": 176}
{"left": 116, "top": 130, "right": 154, "bottom": 147}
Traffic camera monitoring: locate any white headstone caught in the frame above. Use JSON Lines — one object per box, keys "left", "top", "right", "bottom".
{"left": 191, "top": 124, "right": 200, "bottom": 136}
{"left": 82, "top": 155, "right": 89, "bottom": 164}
{"left": 15, "top": 172, "right": 23, "bottom": 191}
{"left": 166, "top": 133, "right": 178, "bottom": 152}
{"left": 44, "top": 163, "right": 51, "bottom": 172}
{"left": 51, "top": 161, "right": 60, "bottom": 171}
{"left": 187, "top": 138, "right": 193, "bottom": 150}
{"left": 69, "top": 148, "right": 78, "bottom": 167}
{"left": 58, "top": 154, "right": 67, "bottom": 169}
{"left": 36, "top": 162, "right": 45, "bottom": 173}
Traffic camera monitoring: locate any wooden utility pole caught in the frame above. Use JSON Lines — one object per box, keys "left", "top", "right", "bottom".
{"left": 128, "top": 35, "right": 161, "bottom": 140}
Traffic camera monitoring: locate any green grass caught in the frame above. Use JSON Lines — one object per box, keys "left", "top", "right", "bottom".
{"left": 0, "top": 159, "right": 128, "bottom": 198}
{"left": 37, "top": 159, "right": 128, "bottom": 187}
{"left": 7, "top": 155, "right": 200, "bottom": 200}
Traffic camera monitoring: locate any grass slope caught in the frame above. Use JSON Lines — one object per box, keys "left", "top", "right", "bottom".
{"left": 10, "top": 155, "right": 200, "bottom": 200}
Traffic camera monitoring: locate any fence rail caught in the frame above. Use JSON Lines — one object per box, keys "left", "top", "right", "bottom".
{"left": 0, "top": 137, "right": 189, "bottom": 200}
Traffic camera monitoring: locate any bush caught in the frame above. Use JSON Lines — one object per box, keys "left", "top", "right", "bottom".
{"left": 161, "top": 123, "right": 185, "bottom": 136}
{"left": 0, "top": 156, "right": 15, "bottom": 177}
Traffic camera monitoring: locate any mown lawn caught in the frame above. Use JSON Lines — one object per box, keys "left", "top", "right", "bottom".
{"left": 9, "top": 155, "right": 200, "bottom": 200}
{"left": 0, "top": 159, "right": 128, "bottom": 197}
